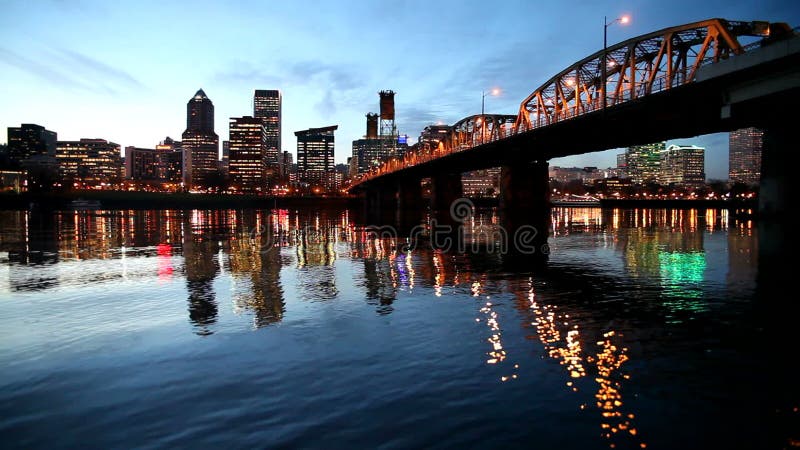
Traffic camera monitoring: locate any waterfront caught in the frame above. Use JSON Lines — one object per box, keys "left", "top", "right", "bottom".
{"left": 0, "top": 207, "right": 795, "bottom": 448}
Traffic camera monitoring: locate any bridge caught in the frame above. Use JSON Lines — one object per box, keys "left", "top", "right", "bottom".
{"left": 348, "top": 18, "right": 799, "bottom": 248}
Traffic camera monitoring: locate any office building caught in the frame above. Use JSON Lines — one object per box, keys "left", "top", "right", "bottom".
{"left": 125, "top": 147, "right": 159, "bottom": 181}
{"left": 659, "top": 145, "right": 705, "bottom": 187}
{"left": 229, "top": 116, "right": 267, "bottom": 192}
{"left": 626, "top": 142, "right": 664, "bottom": 184}
{"left": 56, "top": 139, "right": 122, "bottom": 183}
{"left": 254, "top": 90, "right": 281, "bottom": 172}
{"left": 6, "top": 124, "right": 57, "bottom": 168}
{"left": 156, "top": 137, "right": 183, "bottom": 184}
{"left": 729, "top": 127, "right": 763, "bottom": 185}
{"left": 296, "top": 125, "right": 337, "bottom": 190}
{"left": 182, "top": 89, "right": 219, "bottom": 189}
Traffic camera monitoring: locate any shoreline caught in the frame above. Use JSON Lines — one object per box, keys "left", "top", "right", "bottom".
{"left": 0, "top": 192, "right": 758, "bottom": 211}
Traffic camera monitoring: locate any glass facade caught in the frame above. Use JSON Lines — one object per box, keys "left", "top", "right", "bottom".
{"left": 6, "top": 124, "right": 57, "bottom": 168}
{"left": 182, "top": 89, "right": 219, "bottom": 189}
{"left": 626, "top": 142, "right": 664, "bottom": 184}
{"left": 56, "top": 139, "right": 122, "bottom": 183}
{"left": 296, "top": 126, "right": 337, "bottom": 189}
{"left": 729, "top": 127, "right": 762, "bottom": 185}
{"left": 229, "top": 116, "right": 267, "bottom": 192}
{"left": 659, "top": 145, "right": 705, "bottom": 187}
{"left": 254, "top": 90, "right": 281, "bottom": 175}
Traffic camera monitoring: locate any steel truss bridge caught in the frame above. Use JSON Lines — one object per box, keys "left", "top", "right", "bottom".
{"left": 349, "top": 18, "right": 798, "bottom": 192}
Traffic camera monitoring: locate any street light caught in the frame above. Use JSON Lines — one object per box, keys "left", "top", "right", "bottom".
{"left": 481, "top": 88, "right": 500, "bottom": 116}
{"left": 602, "top": 15, "right": 630, "bottom": 110}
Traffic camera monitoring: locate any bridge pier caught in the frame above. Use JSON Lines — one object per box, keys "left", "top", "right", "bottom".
{"left": 364, "top": 183, "right": 397, "bottom": 226}
{"left": 397, "top": 178, "right": 423, "bottom": 233}
{"left": 500, "top": 159, "right": 550, "bottom": 263}
{"left": 757, "top": 121, "right": 794, "bottom": 300}
{"left": 430, "top": 173, "right": 463, "bottom": 214}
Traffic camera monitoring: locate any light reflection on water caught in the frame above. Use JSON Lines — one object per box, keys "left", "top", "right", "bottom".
{"left": 0, "top": 207, "right": 789, "bottom": 449}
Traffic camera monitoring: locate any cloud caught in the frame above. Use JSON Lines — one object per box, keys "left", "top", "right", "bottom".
{"left": 55, "top": 49, "right": 143, "bottom": 88}
{"left": 0, "top": 46, "right": 143, "bottom": 95}
{"left": 216, "top": 59, "right": 366, "bottom": 117}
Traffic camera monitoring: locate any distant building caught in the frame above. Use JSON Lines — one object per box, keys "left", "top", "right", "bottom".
{"left": 125, "top": 147, "right": 159, "bottom": 181}
{"left": 462, "top": 168, "right": 499, "bottom": 197}
{"left": 418, "top": 124, "right": 451, "bottom": 151}
{"left": 156, "top": 137, "right": 183, "bottom": 184}
{"left": 182, "top": 89, "right": 219, "bottom": 189}
{"left": 254, "top": 90, "right": 281, "bottom": 179}
{"left": 729, "top": 127, "right": 762, "bottom": 185}
{"left": 296, "top": 125, "right": 337, "bottom": 190}
{"left": 626, "top": 142, "right": 664, "bottom": 184}
{"left": 659, "top": 144, "right": 705, "bottom": 187}
{"left": 221, "top": 140, "right": 230, "bottom": 174}
{"left": 6, "top": 124, "right": 57, "bottom": 168}
{"left": 56, "top": 139, "right": 122, "bottom": 184}
{"left": 228, "top": 116, "right": 266, "bottom": 192}
{"left": 616, "top": 153, "right": 627, "bottom": 178}
{"left": 279, "top": 151, "right": 293, "bottom": 179}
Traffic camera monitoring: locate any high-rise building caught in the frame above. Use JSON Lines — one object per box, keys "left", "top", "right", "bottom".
{"left": 182, "top": 89, "right": 219, "bottom": 189}
{"left": 125, "top": 147, "right": 159, "bottom": 181}
{"left": 296, "top": 125, "right": 337, "bottom": 190}
{"left": 6, "top": 124, "right": 57, "bottom": 167}
{"left": 659, "top": 144, "right": 705, "bottom": 187}
{"left": 729, "top": 127, "right": 763, "bottom": 185}
{"left": 616, "top": 153, "right": 628, "bottom": 178}
{"left": 626, "top": 142, "right": 664, "bottom": 184}
{"left": 221, "top": 140, "right": 230, "bottom": 174}
{"left": 229, "top": 116, "right": 266, "bottom": 192}
{"left": 56, "top": 139, "right": 122, "bottom": 183}
{"left": 280, "top": 150, "right": 293, "bottom": 179}
{"left": 156, "top": 137, "right": 183, "bottom": 184}
{"left": 254, "top": 90, "right": 281, "bottom": 170}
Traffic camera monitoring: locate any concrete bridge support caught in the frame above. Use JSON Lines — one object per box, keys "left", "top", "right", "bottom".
{"left": 758, "top": 121, "right": 794, "bottom": 303}
{"left": 430, "top": 173, "right": 463, "bottom": 214}
{"left": 500, "top": 159, "right": 550, "bottom": 263}
{"left": 364, "top": 183, "right": 397, "bottom": 226}
{"left": 397, "top": 178, "right": 423, "bottom": 233}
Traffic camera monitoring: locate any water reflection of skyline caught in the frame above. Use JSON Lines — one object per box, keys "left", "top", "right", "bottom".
{"left": 0, "top": 206, "right": 768, "bottom": 447}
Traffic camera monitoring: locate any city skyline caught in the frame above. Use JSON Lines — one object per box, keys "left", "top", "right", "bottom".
{"left": 1, "top": 1, "right": 798, "bottom": 180}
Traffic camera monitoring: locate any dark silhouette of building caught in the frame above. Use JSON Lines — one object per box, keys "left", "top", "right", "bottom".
{"left": 6, "top": 124, "right": 57, "bottom": 168}
{"left": 229, "top": 116, "right": 266, "bottom": 192}
{"left": 182, "top": 89, "right": 219, "bottom": 189}
{"left": 296, "top": 125, "right": 337, "bottom": 190}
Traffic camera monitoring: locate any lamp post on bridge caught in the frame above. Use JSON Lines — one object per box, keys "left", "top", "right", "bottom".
{"left": 481, "top": 88, "right": 500, "bottom": 144}
{"left": 602, "top": 15, "right": 630, "bottom": 111}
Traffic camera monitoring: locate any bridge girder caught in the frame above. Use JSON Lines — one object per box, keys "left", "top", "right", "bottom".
{"left": 348, "top": 18, "right": 794, "bottom": 193}
{"left": 514, "top": 18, "right": 779, "bottom": 132}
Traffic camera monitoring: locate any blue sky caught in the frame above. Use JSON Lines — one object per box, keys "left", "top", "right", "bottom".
{"left": 1, "top": 0, "right": 797, "bottom": 180}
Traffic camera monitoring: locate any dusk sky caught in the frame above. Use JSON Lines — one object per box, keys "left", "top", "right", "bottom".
{"left": 1, "top": 0, "right": 797, "bottom": 180}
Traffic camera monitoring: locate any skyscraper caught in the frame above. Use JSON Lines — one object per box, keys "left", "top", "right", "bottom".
{"left": 729, "top": 127, "right": 763, "bottom": 185}
{"left": 296, "top": 125, "right": 337, "bottom": 190}
{"left": 229, "top": 116, "right": 266, "bottom": 193}
{"left": 626, "top": 142, "right": 664, "bottom": 184}
{"left": 254, "top": 90, "right": 281, "bottom": 174}
{"left": 182, "top": 89, "right": 219, "bottom": 189}
{"left": 659, "top": 145, "right": 705, "bottom": 187}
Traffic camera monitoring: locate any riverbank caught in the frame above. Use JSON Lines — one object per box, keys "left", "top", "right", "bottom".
{"left": 598, "top": 198, "right": 758, "bottom": 210}
{"left": 0, "top": 191, "right": 357, "bottom": 210}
